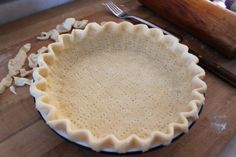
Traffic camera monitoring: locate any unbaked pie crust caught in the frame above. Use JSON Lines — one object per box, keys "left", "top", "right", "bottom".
{"left": 30, "top": 22, "right": 207, "bottom": 153}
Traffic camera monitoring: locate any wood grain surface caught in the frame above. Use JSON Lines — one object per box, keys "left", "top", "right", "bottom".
{"left": 139, "top": 0, "right": 236, "bottom": 58}
{"left": 139, "top": 0, "right": 236, "bottom": 87}
{"left": 0, "top": 0, "right": 235, "bottom": 157}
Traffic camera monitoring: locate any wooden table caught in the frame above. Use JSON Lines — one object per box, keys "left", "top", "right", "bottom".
{"left": 0, "top": 0, "right": 235, "bottom": 157}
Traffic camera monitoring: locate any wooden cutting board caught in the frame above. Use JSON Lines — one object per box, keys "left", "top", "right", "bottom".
{"left": 0, "top": 0, "right": 236, "bottom": 157}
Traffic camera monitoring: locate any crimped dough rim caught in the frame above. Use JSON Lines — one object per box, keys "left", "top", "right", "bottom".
{"left": 30, "top": 21, "right": 207, "bottom": 153}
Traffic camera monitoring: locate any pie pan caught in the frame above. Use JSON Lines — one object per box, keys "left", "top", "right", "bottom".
{"left": 30, "top": 21, "right": 207, "bottom": 153}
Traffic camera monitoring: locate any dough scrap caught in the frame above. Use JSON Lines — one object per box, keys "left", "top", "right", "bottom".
{"left": 0, "top": 43, "right": 31, "bottom": 94}
{"left": 20, "top": 68, "right": 33, "bottom": 77}
{"left": 100, "top": 21, "right": 107, "bottom": 26}
{"left": 28, "top": 53, "right": 38, "bottom": 68}
{"left": 73, "top": 20, "right": 88, "bottom": 29}
{"left": 37, "top": 29, "right": 59, "bottom": 42}
{"left": 0, "top": 74, "right": 12, "bottom": 94}
{"left": 56, "top": 24, "right": 68, "bottom": 34}
{"left": 37, "top": 18, "right": 88, "bottom": 41}
{"left": 37, "top": 46, "right": 48, "bottom": 54}
{"left": 8, "top": 43, "right": 31, "bottom": 76}
{"left": 9, "top": 85, "right": 17, "bottom": 95}
{"left": 63, "top": 18, "right": 76, "bottom": 30}
{"left": 49, "top": 29, "right": 60, "bottom": 42}
{"left": 37, "top": 32, "right": 50, "bottom": 40}
{"left": 56, "top": 17, "right": 76, "bottom": 33}
{"left": 14, "top": 77, "right": 32, "bottom": 86}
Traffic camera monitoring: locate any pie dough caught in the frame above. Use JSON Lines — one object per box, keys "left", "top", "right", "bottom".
{"left": 0, "top": 43, "right": 31, "bottom": 94}
{"left": 73, "top": 19, "right": 88, "bottom": 29}
{"left": 30, "top": 22, "right": 207, "bottom": 153}
{"left": 14, "top": 77, "right": 32, "bottom": 86}
{"left": 56, "top": 18, "right": 75, "bottom": 33}
{"left": 0, "top": 74, "right": 12, "bottom": 93}
{"left": 20, "top": 68, "right": 33, "bottom": 77}
{"left": 9, "top": 85, "right": 17, "bottom": 95}
{"left": 37, "top": 46, "right": 48, "bottom": 54}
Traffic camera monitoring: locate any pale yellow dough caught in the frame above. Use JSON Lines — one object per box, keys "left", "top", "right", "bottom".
{"left": 31, "top": 22, "right": 207, "bottom": 153}
{"left": 0, "top": 74, "right": 12, "bottom": 93}
{"left": 48, "top": 50, "right": 193, "bottom": 139}
{"left": 0, "top": 43, "right": 31, "bottom": 94}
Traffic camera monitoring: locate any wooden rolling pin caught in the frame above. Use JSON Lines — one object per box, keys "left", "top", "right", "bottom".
{"left": 139, "top": 0, "right": 236, "bottom": 58}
